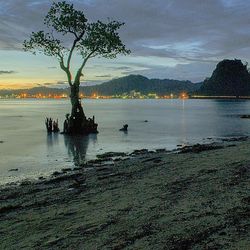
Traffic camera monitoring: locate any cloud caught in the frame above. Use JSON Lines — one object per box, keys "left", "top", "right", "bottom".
{"left": 114, "top": 66, "right": 132, "bottom": 70}
{"left": 78, "top": 0, "right": 250, "bottom": 61}
{"left": 95, "top": 74, "right": 112, "bottom": 78}
{"left": 42, "top": 81, "right": 67, "bottom": 86}
{"left": 0, "top": 70, "right": 16, "bottom": 74}
{"left": 2, "top": 0, "right": 250, "bottom": 60}
{"left": 56, "top": 81, "right": 67, "bottom": 85}
{"left": 40, "top": 81, "right": 69, "bottom": 89}
{"left": 43, "top": 83, "right": 54, "bottom": 86}
{"left": 120, "top": 61, "right": 216, "bottom": 82}
{"left": 81, "top": 79, "right": 105, "bottom": 86}
{"left": 1, "top": 0, "right": 250, "bottom": 82}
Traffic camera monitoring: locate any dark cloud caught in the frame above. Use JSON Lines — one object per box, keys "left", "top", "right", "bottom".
{"left": 56, "top": 81, "right": 67, "bottom": 85}
{"left": 42, "top": 81, "right": 65, "bottom": 86}
{"left": 0, "top": 70, "right": 16, "bottom": 74}
{"left": 114, "top": 66, "right": 132, "bottom": 70}
{"left": 41, "top": 81, "right": 69, "bottom": 88}
{"left": 1, "top": 0, "right": 250, "bottom": 81}
{"left": 81, "top": 79, "right": 105, "bottom": 85}
{"left": 41, "top": 79, "right": 103, "bottom": 87}
{"left": 79, "top": 0, "right": 250, "bottom": 62}
{"left": 43, "top": 83, "right": 54, "bottom": 86}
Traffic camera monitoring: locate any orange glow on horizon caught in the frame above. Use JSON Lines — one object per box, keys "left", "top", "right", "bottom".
{"left": 0, "top": 78, "right": 61, "bottom": 90}
{"left": 0, "top": 83, "right": 54, "bottom": 90}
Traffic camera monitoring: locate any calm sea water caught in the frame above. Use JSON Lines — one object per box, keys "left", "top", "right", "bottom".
{"left": 1, "top": 98, "right": 250, "bottom": 184}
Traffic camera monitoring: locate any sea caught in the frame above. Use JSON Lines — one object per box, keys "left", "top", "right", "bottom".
{"left": 1, "top": 98, "right": 250, "bottom": 184}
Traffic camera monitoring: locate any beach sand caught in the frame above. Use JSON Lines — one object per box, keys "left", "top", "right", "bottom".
{"left": 0, "top": 140, "right": 250, "bottom": 249}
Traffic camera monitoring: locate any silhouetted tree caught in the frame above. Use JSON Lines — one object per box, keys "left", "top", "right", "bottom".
{"left": 23, "top": 1, "right": 130, "bottom": 134}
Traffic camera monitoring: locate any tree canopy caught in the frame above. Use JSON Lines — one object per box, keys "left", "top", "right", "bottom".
{"left": 23, "top": 1, "right": 130, "bottom": 86}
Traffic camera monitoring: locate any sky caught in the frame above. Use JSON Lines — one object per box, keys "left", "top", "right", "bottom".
{"left": 0, "top": 0, "right": 250, "bottom": 89}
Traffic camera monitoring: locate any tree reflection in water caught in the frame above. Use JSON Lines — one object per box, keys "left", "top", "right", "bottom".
{"left": 64, "top": 135, "right": 97, "bottom": 166}
{"left": 46, "top": 132, "right": 59, "bottom": 147}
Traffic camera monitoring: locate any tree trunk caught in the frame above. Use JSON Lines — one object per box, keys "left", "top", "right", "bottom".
{"left": 70, "top": 84, "right": 85, "bottom": 120}
{"left": 63, "top": 82, "right": 98, "bottom": 135}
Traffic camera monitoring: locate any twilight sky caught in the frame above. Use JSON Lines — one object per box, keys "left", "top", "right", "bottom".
{"left": 0, "top": 0, "right": 250, "bottom": 89}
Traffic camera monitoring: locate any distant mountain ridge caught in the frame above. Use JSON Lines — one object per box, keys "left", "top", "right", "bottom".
{"left": 0, "top": 75, "right": 201, "bottom": 96}
{"left": 3, "top": 60, "right": 250, "bottom": 98}
{"left": 80, "top": 75, "right": 201, "bottom": 96}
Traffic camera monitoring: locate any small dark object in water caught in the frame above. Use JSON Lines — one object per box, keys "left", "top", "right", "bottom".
{"left": 9, "top": 168, "right": 18, "bottom": 172}
{"left": 144, "top": 120, "right": 148, "bottom": 122}
{"left": 53, "top": 119, "right": 60, "bottom": 132}
{"left": 120, "top": 124, "right": 128, "bottom": 131}
{"left": 240, "top": 115, "right": 250, "bottom": 119}
{"left": 45, "top": 117, "right": 60, "bottom": 133}
{"left": 45, "top": 117, "right": 53, "bottom": 132}
{"left": 0, "top": 140, "right": 4, "bottom": 143}
{"left": 63, "top": 113, "right": 70, "bottom": 133}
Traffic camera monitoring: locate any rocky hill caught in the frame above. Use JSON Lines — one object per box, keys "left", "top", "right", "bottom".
{"left": 199, "top": 59, "right": 250, "bottom": 96}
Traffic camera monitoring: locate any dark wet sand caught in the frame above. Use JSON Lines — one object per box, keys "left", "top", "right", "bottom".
{"left": 0, "top": 141, "right": 250, "bottom": 249}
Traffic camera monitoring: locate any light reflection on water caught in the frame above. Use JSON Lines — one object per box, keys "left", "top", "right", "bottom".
{"left": 1, "top": 98, "right": 250, "bottom": 184}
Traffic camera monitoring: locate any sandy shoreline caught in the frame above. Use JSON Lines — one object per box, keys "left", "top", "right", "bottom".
{"left": 1, "top": 140, "right": 250, "bottom": 249}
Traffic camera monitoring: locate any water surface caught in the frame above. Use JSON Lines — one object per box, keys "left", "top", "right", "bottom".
{"left": 1, "top": 98, "right": 250, "bottom": 184}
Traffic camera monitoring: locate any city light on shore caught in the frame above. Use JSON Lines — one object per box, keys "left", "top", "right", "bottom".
{"left": 0, "top": 91, "right": 186, "bottom": 99}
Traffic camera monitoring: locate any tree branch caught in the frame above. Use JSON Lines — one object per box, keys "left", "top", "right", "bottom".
{"left": 66, "top": 40, "right": 77, "bottom": 70}
{"left": 74, "top": 50, "right": 96, "bottom": 84}
{"left": 66, "top": 31, "right": 85, "bottom": 70}
{"left": 59, "top": 55, "right": 72, "bottom": 86}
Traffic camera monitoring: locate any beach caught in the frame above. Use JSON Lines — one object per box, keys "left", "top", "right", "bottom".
{"left": 1, "top": 140, "right": 250, "bottom": 249}
{"left": 2, "top": 1, "right": 250, "bottom": 249}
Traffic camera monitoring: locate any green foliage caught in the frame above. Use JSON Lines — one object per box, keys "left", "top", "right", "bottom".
{"left": 23, "top": 31, "right": 65, "bottom": 58}
{"left": 78, "top": 20, "right": 130, "bottom": 59}
{"left": 44, "top": 1, "right": 87, "bottom": 37}
{"left": 23, "top": 1, "right": 130, "bottom": 85}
